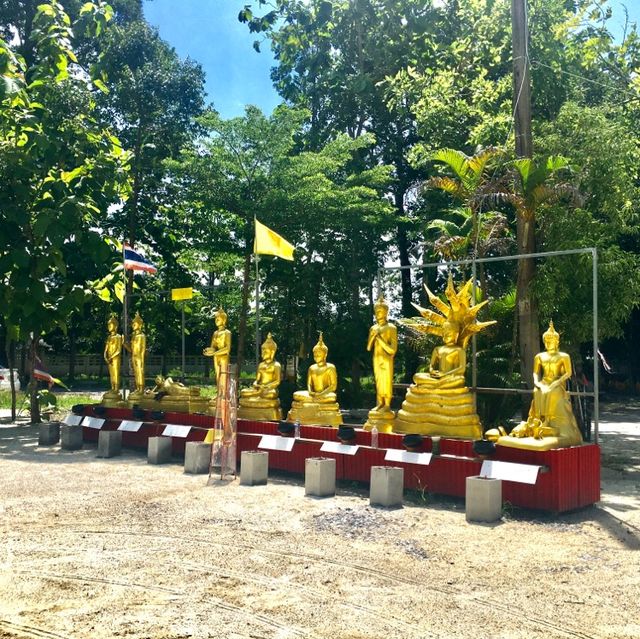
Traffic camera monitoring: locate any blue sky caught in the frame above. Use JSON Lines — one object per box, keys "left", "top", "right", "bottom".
{"left": 143, "top": 0, "right": 639, "bottom": 120}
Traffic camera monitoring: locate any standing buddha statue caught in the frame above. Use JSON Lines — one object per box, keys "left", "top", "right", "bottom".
{"left": 102, "top": 314, "right": 123, "bottom": 402}
{"left": 203, "top": 307, "right": 232, "bottom": 389}
{"left": 125, "top": 311, "right": 147, "bottom": 399}
{"left": 364, "top": 297, "right": 397, "bottom": 433}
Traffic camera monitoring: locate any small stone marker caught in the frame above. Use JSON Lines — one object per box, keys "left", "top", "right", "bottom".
{"left": 465, "top": 476, "right": 502, "bottom": 523}
{"left": 97, "top": 430, "right": 122, "bottom": 458}
{"left": 38, "top": 421, "right": 60, "bottom": 446}
{"left": 370, "top": 466, "right": 404, "bottom": 507}
{"left": 240, "top": 450, "right": 268, "bottom": 486}
{"left": 184, "top": 441, "right": 212, "bottom": 474}
{"left": 60, "top": 424, "right": 83, "bottom": 451}
{"left": 305, "top": 457, "right": 336, "bottom": 497}
{"left": 148, "top": 436, "right": 172, "bottom": 464}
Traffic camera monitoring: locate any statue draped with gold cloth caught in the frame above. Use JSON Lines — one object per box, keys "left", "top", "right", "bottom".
{"left": 490, "top": 321, "right": 583, "bottom": 451}
{"left": 237, "top": 333, "right": 283, "bottom": 421}
{"left": 395, "top": 275, "right": 495, "bottom": 439}
{"left": 125, "top": 311, "right": 147, "bottom": 400}
{"left": 287, "top": 332, "right": 343, "bottom": 427}
{"left": 364, "top": 297, "right": 397, "bottom": 433}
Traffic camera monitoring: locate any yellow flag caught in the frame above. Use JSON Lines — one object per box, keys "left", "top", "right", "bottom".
{"left": 254, "top": 218, "right": 295, "bottom": 261}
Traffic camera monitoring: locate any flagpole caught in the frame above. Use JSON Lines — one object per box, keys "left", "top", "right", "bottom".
{"left": 122, "top": 242, "right": 128, "bottom": 400}
{"left": 255, "top": 252, "right": 260, "bottom": 367}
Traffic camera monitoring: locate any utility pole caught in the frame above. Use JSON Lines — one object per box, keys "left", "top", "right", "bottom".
{"left": 511, "top": 0, "right": 538, "bottom": 398}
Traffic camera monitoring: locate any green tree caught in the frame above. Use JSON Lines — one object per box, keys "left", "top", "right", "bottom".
{"left": 0, "top": 1, "right": 130, "bottom": 420}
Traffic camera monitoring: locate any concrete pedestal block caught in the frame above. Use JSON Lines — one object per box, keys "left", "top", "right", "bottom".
{"left": 305, "top": 457, "right": 336, "bottom": 497}
{"left": 39, "top": 421, "right": 60, "bottom": 446}
{"left": 240, "top": 450, "right": 268, "bottom": 486}
{"left": 465, "top": 476, "right": 502, "bottom": 523}
{"left": 60, "top": 424, "right": 83, "bottom": 451}
{"left": 148, "top": 436, "right": 172, "bottom": 464}
{"left": 97, "top": 430, "right": 122, "bottom": 458}
{"left": 184, "top": 441, "right": 212, "bottom": 474}
{"left": 370, "top": 466, "right": 404, "bottom": 507}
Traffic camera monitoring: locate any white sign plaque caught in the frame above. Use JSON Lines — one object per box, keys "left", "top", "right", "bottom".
{"left": 320, "top": 441, "right": 359, "bottom": 456}
{"left": 162, "top": 424, "right": 191, "bottom": 438}
{"left": 63, "top": 414, "right": 83, "bottom": 426}
{"left": 81, "top": 416, "right": 105, "bottom": 430}
{"left": 258, "top": 435, "right": 295, "bottom": 452}
{"left": 480, "top": 460, "right": 540, "bottom": 485}
{"left": 384, "top": 449, "right": 432, "bottom": 465}
{"left": 118, "top": 420, "right": 143, "bottom": 432}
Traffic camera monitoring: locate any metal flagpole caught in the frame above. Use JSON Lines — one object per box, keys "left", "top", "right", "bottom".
{"left": 255, "top": 253, "right": 260, "bottom": 367}
{"left": 122, "top": 242, "right": 128, "bottom": 399}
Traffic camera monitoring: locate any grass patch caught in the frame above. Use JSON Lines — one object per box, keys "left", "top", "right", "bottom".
{"left": 0, "top": 390, "right": 99, "bottom": 414}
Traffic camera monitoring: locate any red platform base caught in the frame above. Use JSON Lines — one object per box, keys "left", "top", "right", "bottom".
{"left": 80, "top": 406, "right": 600, "bottom": 513}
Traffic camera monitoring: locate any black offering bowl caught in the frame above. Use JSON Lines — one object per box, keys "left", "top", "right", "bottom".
{"left": 150, "top": 410, "right": 165, "bottom": 422}
{"left": 132, "top": 406, "right": 146, "bottom": 421}
{"left": 93, "top": 404, "right": 107, "bottom": 417}
{"left": 337, "top": 425, "right": 356, "bottom": 444}
{"left": 403, "top": 433, "right": 424, "bottom": 452}
{"left": 277, "top": 420, "right": 295, "bottom": 437}
{"left": 473, "top": 439, "right": 496, "bottom": 458}
{"left": 71, "top": 404, "right": 85, "bottom": 416}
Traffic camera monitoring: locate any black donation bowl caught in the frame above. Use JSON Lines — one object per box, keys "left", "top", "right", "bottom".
{"left": 473, "top": 439, "right": 496, "bottom": 457}
{"left": 403, "top": 433, "right": 424, "bottom": 451}
{"left": 71, "top": 404, "right": 85, "bottom": 416}
{"left": 338, "top": 425, "right": 356, "bottom": 443}
{"left": 277, "top": 421, "right": 295, "bottom": 436}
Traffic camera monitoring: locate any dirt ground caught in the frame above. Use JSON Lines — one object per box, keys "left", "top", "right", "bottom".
{"left": 0, "top": 420, "right": 639, "bottom": 639}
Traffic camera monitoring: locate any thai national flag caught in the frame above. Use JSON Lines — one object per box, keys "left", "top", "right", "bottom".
{"left": 123, "top": 244, "right": 157, "bottom": 274}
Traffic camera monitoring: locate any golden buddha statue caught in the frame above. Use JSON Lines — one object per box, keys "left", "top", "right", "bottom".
{"left": 237, "top": 333, "right": 283, "bottom": 421}
{"left": 203, "top": 308, "right": 232, "bottom": 388}
{"left": 287, "top": 332, "right": 343, "bottom": 427}
{"left": 490, "top": 321, "right": 583, "bottom": 451}
{"left": 124, "top": 311, "right": 146, "bottom": 399}
{"left": 395, "top": 275, "right": 495, "bottom": 439}
{"left": 364, "top": 297, "right": 397, "bottom": 433}
{"left": 150, "top": 375, "right": 201, "bottom": 398}
{"left": 102, "top": 314, "right": 123, "bottom": 402}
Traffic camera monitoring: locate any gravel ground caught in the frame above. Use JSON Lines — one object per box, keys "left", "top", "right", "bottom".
{"left": 0, "top": 419, "right": 639, "bottom": 639}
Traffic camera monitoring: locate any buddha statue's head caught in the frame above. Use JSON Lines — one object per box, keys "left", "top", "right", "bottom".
{"left": 374, "top": 297, "right": 389, "bottom": 323}
{"left": 543, "top": 321, "right": 560, "bottom": 352}
{"left": 442, "top": 320, "right": 460, "bottom": 346}
{"left": 214, "top": 308, "right": 227, "bottom": 328}
{"left": 261, "top": 333, "right": 277, "bottom": 361}
{"left": 312, "top": 332, "right": 329, "bottom": 364}
{"left": 131, "top": 311, "right": 144, "bottom": 331}
{"left": 107, "top": 314, "right": 118, "bottom": 333}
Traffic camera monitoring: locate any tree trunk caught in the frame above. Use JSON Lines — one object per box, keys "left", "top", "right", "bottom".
{"left": 6, "top": 339, "right": 17, "bottom": 422}
{"left": 236, "top": 252, "right": 253, "bottom": 375}
{"left": 68, "top": 322, "right": 76, "bottom": 385}
{"left": 516, "top": 214, "right": 539, "bottom": 396}
{"left": 395, "top": 193, "right": 418, "bottom": 382}
{"left": 28, "top": 336, "right": 40, "bottom": 424}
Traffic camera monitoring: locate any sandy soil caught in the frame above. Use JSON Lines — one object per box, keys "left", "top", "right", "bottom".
{"left": 0, "top": 422, "right": 639, "bottom": 639}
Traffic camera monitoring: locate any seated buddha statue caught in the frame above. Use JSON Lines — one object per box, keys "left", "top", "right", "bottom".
{"left": 413, "top": 321, "right": 466, "bottom": 391}
{"left": 237, "top": 333, "right": 283, "bottom": 421}
{"left": 490, "top": 321, "right": 583, "bottom": 451}
{"left": 287, "top": 333, "right": 343, "bottom": 427}
{"left": 395, "top": 276, "right": 495, "bottom": 439}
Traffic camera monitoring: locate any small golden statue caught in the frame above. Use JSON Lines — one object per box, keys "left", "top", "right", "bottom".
{"left": 102, "top": 314, "right": 123, "bottom": 402}
{"left": 287, "top": 332, "right": 343, "bottom": 427}
{"left": 237, "top": 333, "right": 283, "bottom": 421}
{"left": 364, "top": 297, "right": 397, "bottom": 433}
{"left": 124, "top": 311, "right": 146, "bottom": 399}
{"left": 203, "top": 308, "right": 232, "bottom": 387}
{"left": 490, "top": 321, "right": 583, "bottom": 451}
{"left": 150, "top": 375, "right": 201, "bottom": 398}
{"left": 395, "top": 275, "right": 495, "bottom": 439}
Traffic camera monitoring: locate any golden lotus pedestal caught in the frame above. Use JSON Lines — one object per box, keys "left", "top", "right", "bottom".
{"left": 363, "top": 408, "right": 395, "bottom": 433}
{"left": 287, "top": 402, "right": 343, "bottom": 428}
{"left": 394, "top": 385, "right": 482, "bottom": 439}
{"left": 101, "top": 391, "right": 123, "bottom": 409}
{"left": 237, "top": 403, "right": 283, "bottom": 421}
